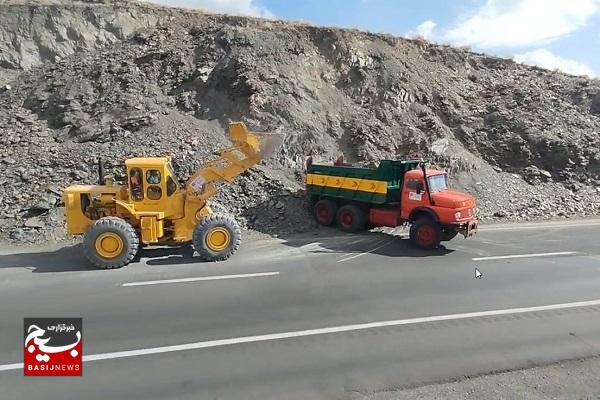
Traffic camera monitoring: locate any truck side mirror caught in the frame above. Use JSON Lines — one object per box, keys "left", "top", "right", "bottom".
{"left": 416, "top": 182, "right": 424, "bottom": 194}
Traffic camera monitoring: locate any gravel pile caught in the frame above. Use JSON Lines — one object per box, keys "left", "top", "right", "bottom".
{"left": 0, "top": 1, "right": 599, "bottom": 243}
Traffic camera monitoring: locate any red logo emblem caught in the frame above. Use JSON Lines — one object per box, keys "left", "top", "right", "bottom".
{"left": 24, "top": 318, "right": 82, "bottom": 376}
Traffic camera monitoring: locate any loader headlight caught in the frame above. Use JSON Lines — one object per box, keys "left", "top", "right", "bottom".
{"left": 454, "top": 211, "right": 462, "bottom": 221}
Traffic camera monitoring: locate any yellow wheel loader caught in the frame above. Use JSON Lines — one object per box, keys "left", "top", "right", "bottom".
{"left": 62, "top": 122, "right": 282, "bottom": 269}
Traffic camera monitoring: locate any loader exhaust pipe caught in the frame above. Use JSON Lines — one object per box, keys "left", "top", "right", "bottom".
{"left": 98, "top": 158, "right": 104, "bottom": 185}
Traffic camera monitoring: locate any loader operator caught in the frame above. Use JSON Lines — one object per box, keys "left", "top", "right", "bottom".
{"left": 129, "top": 169, "right": 143, "bottom": 201}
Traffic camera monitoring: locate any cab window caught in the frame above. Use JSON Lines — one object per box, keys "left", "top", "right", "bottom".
{"left": 167, "top": 176, "right": 178, "bottom": 196}
{"left": 147, "top": 186, "right": 162, "bottom": 200}
{"left": 146, "top": 170, "right": 161, "bottom": 184}
{"left": 406, "top": 179, "right": 421, "bottom": 190}
{"left": 129, "top": 168, "right": 143, "bottom": 201}
{"left": 428, "top": 175, "right": 448, "bottom": 193}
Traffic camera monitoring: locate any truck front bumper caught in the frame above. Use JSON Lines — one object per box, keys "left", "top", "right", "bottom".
{"left": 458, "top": 219, "right": 478, "bottom": 238}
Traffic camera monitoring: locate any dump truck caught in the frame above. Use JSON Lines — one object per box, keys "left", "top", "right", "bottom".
{"left": 305, "top": 158, "right": 478, "bottom": 249}
{"left": 63, "top": 122, "right": 281, "bottom": 269}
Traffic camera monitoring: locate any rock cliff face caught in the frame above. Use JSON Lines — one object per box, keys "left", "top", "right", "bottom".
{"left": 0, "top": 0, "right": 186, "bottom": 85}
{"left": 0, "top": 1, "right": 599, "bottom": 243}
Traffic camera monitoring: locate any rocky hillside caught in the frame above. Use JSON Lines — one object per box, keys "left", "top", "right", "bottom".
{"left": 0, "top": 1, "right": 599, "bottom": 243}
{"left": 0, "top": 0, "right": 188, "bottom": 85}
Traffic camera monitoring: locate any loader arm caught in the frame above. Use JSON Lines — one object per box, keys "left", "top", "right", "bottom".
{"left": 185, "top": 122, "right": 281, "bottom": 202}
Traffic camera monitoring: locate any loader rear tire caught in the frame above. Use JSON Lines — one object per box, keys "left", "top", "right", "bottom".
{"left": 83, "top": 217, "right": 139, "bottom": 269}
{"left": 193, "top": 214, "right": 241, "bottom": 262}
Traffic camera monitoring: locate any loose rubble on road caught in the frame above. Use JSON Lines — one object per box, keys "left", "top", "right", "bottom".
{"left": 0, "top": 0, "right": 599, "bottom": 244}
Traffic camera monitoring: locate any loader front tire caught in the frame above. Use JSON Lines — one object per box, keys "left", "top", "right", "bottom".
{"left": 83, "top": 217, "right": 139, "bottom": 269}
{"left": 193, "top": 214, "right": 241, "bottom": 262}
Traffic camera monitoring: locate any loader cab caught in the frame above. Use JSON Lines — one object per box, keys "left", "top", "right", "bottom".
{"left": 124, "top": 158, "right": 183, "bottom": 216}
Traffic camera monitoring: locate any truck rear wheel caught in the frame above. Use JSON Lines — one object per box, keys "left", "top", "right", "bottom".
{"left": 336, "top": 205, "right": 366, "bottom": 233}
{"left": 313, "top": 199, "right": 337, "bottom": 226}
{"left": 193, "top": 214, "right": 241, "bottom": 262}
{"left": 410, "top": 219, "right": 441, "bottom": 249}
{"left": 83, "top": 217, "right": 139, "bottom": 269}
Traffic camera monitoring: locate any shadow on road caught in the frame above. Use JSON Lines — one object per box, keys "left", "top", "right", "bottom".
{"left": 1, "top": 219, "right": 454, "bottom": 274}
{"left": 243, "top": 193, "right": 456, "bottom": 260}
{"left": 143, "top": 245, "right": 204, "bottom": 266}
{"left": 279, "top": 230, "right": 455, "bottom": 259}
{"left": 0, "top": 244, "right": 203, "bottom": 272}
{"left": 0, "top": 244, "right": 97, "bottom": 273}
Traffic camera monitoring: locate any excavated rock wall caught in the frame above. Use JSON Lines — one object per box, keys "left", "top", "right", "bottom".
{"left": 0, "top": 0, "right": 188, "bottom": 85}
{"left": 0, "top": 1, "right": 599, "bottom": 243}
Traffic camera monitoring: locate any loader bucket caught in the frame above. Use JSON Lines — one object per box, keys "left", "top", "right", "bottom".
{"left": 228, "top": 122, "right": 283, "bottom": 160}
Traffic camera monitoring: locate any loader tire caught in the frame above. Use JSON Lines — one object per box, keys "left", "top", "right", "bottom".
{"left": 409, "top": 218, "right": 441, "bottom": 250}
{"left": 193, "top": 214, "right": 241, "bottom": 262}
{"left": 83, "top": 217, "right": 139, "bottom": 269}
{"left": 313, "top": 199, "right": 337, "bottom": 226}
{"left": 336, "top": 204, "right": 367, "bottom": 233}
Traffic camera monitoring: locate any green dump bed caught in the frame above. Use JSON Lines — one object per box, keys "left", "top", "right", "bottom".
{"left": 306, "top": 160, "right": 420, "bottom": 204}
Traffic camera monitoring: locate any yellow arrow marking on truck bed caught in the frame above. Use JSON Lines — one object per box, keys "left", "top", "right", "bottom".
{"left": 306, "top": 174, "right": 387, "bottom": 194}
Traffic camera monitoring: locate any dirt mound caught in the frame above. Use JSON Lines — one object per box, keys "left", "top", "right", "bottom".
{"left": 0, "top": 3, "right": 599, "bottom": 243}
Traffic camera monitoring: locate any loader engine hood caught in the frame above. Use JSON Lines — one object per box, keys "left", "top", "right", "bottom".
{"left": 431, "top": 190, "right": 476, "bottom": 209}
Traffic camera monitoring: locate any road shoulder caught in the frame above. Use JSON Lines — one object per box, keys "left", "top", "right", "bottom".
{"left": 361, "top": 356, "right": 600, "bottom": 400}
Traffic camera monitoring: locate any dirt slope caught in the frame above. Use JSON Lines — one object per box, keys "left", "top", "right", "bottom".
{"left": 0, "top": 1, "right": 599, "bottom": 243}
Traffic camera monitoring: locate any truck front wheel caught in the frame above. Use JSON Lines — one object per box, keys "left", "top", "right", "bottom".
{"left": 410, "top": 219, "right": 442, "bottom": 249}
{"left": 313, "top": 199, "right": 337, "bottom": 226}
{"left": 337, "top": 205, "right": 367, "bottom": 233}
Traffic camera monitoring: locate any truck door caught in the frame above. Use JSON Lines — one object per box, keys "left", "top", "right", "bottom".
{"left": 401, "top": 177, "right": 428, "bottom": 219}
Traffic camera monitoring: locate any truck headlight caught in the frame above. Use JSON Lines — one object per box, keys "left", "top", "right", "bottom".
{"left": 454, "top": 211, "right": 462, "bottom": 220}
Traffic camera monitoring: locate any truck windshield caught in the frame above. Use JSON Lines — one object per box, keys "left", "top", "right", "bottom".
{"left": 428, "top": 174, "right": 448, "bottom": 193}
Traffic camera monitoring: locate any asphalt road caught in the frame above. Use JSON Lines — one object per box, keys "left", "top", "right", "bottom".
{"left": 1, "top": 219, "right": 599, "bottom": 399}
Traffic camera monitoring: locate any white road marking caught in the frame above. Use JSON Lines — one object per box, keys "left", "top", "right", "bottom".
{"left": 472, "top": 251, "right": 577, "bottom": 261}
{"left": 337, "top": 239, "right": 393, "bottom": 263}
{"left": 3, "top": 298, "right": 600, "bottom": 372}
{"left": 122, "top": 271, "right": 280, "bottom": 287}
{"left": 0, "top": 363, "right": 21, "bottom": 372}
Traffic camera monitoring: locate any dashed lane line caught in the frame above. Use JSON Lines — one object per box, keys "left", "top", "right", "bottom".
{"left": 472, "top": 252, "right": 577, "bottom": 261}
{"left": 2, "top": 298, "right": 600, "bottom": 372}
{"left": 122, "top": 271, "right": 280, "bottom": 287}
